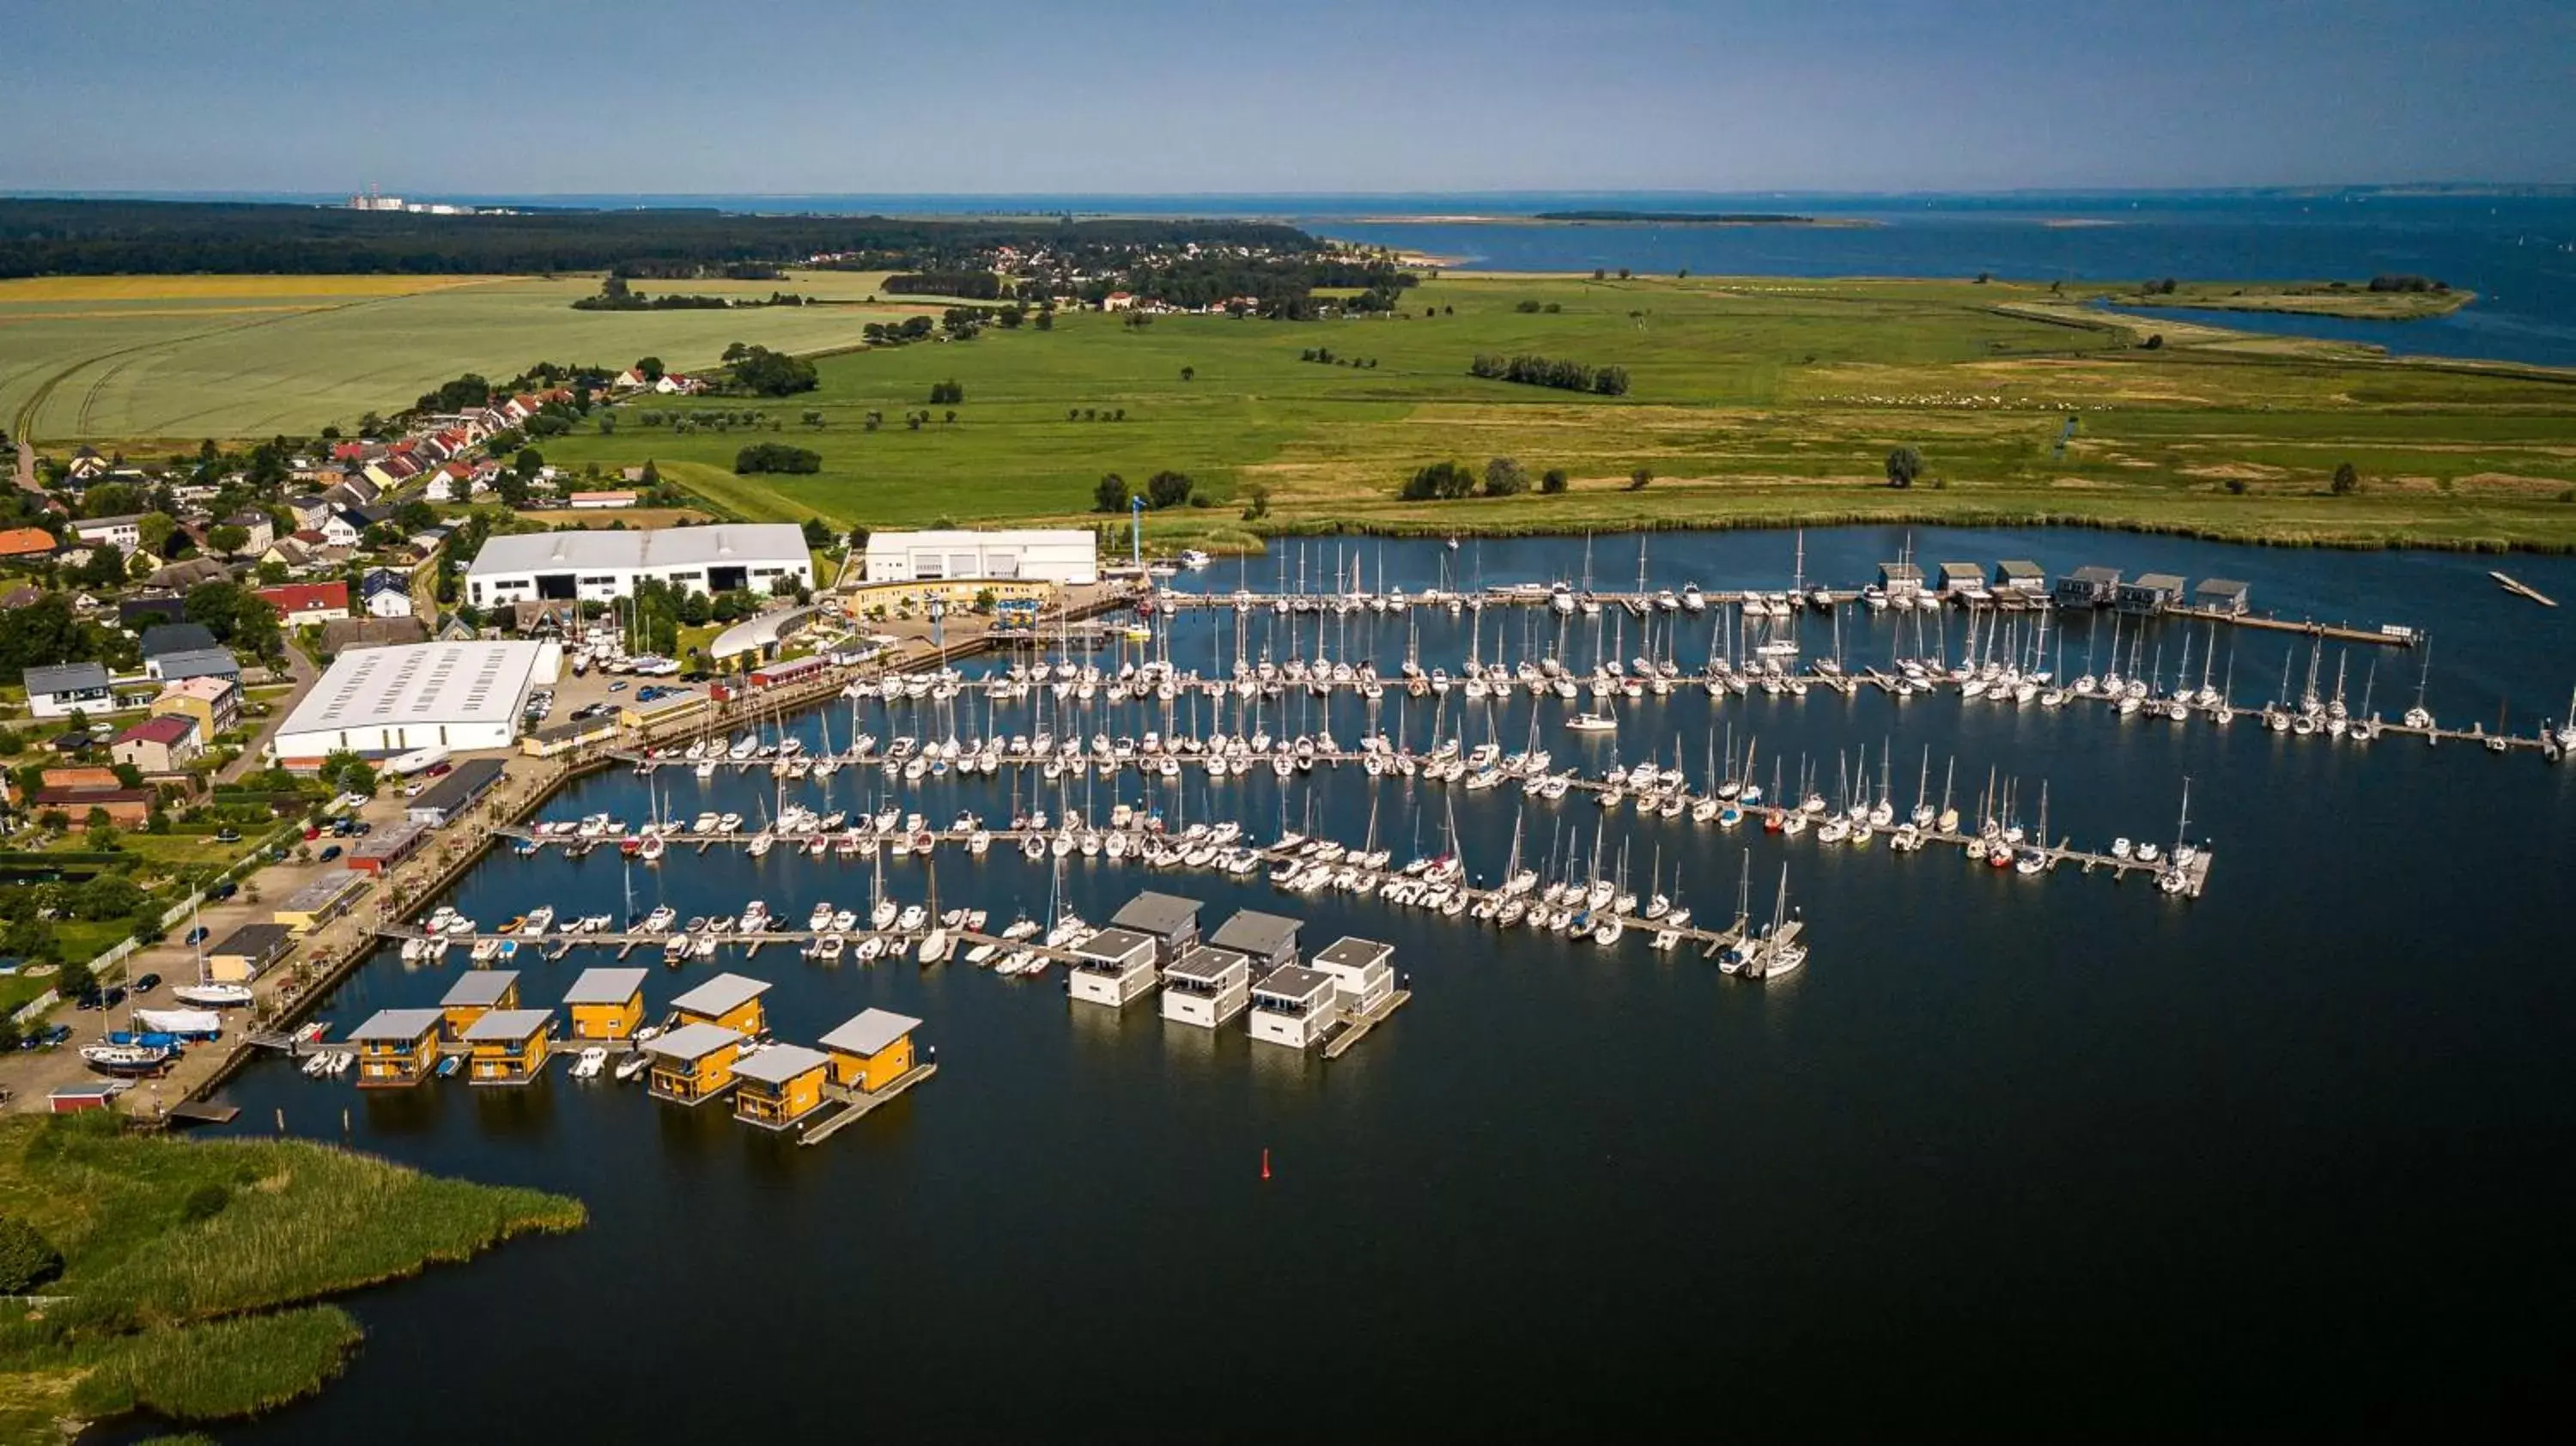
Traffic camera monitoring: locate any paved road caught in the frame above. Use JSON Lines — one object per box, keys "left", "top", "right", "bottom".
{"left": 10, "top": 438, "right": 35, "bottom": 495}
{"left": 221, "top": 648, "right": 318, "bottom": 782}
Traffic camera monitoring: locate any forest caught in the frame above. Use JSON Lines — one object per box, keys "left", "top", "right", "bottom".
{"left": 0, "top": 199, "right": 1320, "bottom": 276}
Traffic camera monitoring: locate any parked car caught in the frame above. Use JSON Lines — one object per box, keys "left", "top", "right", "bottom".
{"left": 213, "top": 828, "right": 241, "bottom": 843}
{"left": 302, "top": 825, "right": 321, "bottom": 841}
{"left": 132, "top": 972, "right": 161, "bottom": 993}
{"left": 425, "top": 761, "right": 453, "bottom": 777}
{"left": 609, "top": 680, "right": 629, "bottom": 693}
{"left": 318, "top": 844, "right": 343, "bottom": 862}
{"left": 210, "top": 881, "right": 239, "bottom": 901}
{"left": 185, "top": 927, "right": 210, "bottom": 945}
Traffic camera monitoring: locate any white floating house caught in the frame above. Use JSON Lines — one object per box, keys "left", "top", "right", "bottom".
{"left": 1066, "top": 926, "right": 1159, "bottom": 1008}
{"left": 1160, "top": 944, "right": 1252, "bottom": 1028}
{"left": 1248, "top": 963, "right": 1346, "bottom": 1050}
{"left": 1309, "top": 937, "right": 1396, "bottom": 1015}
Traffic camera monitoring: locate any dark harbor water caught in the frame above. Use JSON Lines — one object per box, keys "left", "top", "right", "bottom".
{"left": 197, "top": 528, "right": 2576, "bottom": 1439}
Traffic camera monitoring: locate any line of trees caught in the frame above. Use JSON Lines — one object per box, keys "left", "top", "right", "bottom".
{"left": 1091, "top": 471, "right": 1197, "bottom": 511}
{"left": 885, "top": 271, "right": 1009, "bottom": 300}
{"left": 1400, "top": 458, "right": 1584, "bottom": 502}
{"left": 1468, "top": 354, "right": 1631, "bottom": 396}
{"left": 720, "top": 343, "right": 817, "bottom": 396}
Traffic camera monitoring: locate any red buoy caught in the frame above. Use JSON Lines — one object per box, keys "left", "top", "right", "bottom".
{"left": 1261, "top": 1147, "right": 1272, "bottom": 1182}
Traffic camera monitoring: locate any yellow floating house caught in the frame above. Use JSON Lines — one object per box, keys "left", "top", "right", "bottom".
{"left": 669, "top": 973, "right": 771, "bottom": 1037}
{"left": 642, "top": 1021, "right": 747, "bottom": 1105}
{"left": 347, "top": 1007, "right": 445, "bottom": 1087}
{"left": 440, "top": 969, "right": 520, "bottom": 1042}
{"left": 820, "top": 1009, "right": 922, "bottom": 1094}
{"left": 732, "top": 1044, "right": 833, "bottom": 1130}
{"left": 562, "top": 966, "right": 648, "bottom": 1041}
{"left": 461, "top": 1008, "right": 554, "bottom": 1085}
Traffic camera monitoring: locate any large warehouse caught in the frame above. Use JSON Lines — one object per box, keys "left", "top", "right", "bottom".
{"left": 269, "top": 641, "right": 562, "bottom": 765}
{"left": 465, "top": 524, "right": 814, "bottom": 608}
{"left": 863, "top": 528, "right": 1097, "bottom": 586}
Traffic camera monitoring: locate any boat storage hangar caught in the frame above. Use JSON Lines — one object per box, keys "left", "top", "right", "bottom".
{"left": 465, "top": 524, "right": 815, "bottom": 608}
{"left": 269, "top": 641, "right": 561, "bottom": 764}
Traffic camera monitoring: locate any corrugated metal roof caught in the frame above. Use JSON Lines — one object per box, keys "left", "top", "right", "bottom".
{"left": 731, "top": 1044, "right": 831, "bottom": 1084}
{"left": 466, "top": 524, "right": 809, "bottom": 578}
{"left": 818, "top": 1008, "right": 920, "bottom": 1057}
{"left": 669, "top": 972, "right": 769, "bottom": 1019}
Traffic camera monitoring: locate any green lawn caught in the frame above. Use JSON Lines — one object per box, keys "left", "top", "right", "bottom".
{"left": 536, "top": 273, "right": 2576, "bottom": 552}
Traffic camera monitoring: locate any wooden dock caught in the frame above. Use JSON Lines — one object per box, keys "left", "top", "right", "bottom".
{"left": 800, "top": 1062, "right": 937, "bottom": 1145}
{"left": 1322, "top": 990, "right": 1412, "bottom": 1060}
{"left": 2492, "top": 571, "right": 2558, "bottom": 608}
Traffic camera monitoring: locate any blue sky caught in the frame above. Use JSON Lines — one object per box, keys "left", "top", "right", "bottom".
{"left": 6, "top": 0, "right": 2572, "bottom": 195}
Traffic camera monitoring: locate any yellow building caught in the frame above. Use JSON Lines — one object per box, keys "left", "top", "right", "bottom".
{"left": 152, "top": 675, "right": 241, "bottom": 738}
{"left": 669, "top": 973, "right": 770, "bottom": 1037}
{"left": 562, "top": 967, "right": 647, "bottom": 1041}
{"left": 731, "top": 1044, "right": 832, "bottom": 1130}
{"left": 440, "top": 969, "right": 520, "bottom": 1042}
{"left": 461, "top": 1008, "right": 554, "bottom": 1085}
{"left": 820, "top": 1009, "right": 923, "bottom": 1094}
{"left": 642, "top": 1022, "right": 745, "bottom": 1105}
{"left": 348, "top": 1007, "right": 445, "bottom": 1087}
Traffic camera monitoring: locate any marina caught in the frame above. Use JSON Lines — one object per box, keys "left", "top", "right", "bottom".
{"left": 179, "top": 525, "right": 2576, "bottom": 1445}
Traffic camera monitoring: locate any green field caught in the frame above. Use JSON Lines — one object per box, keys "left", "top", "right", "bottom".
{"left": 0, "top": 270, "right": 938, "bottom": 443}
{"left": 19, "top": 269, "right": 2576, "bottom": 550}
{"left": 537, "top": 273, "right": 2576, "bottom": 551}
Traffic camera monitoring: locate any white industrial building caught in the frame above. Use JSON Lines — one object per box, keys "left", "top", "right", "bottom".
{"left": 464, "top": 525, "right": 813, "bottom": 608}
{"left": 269, "top": 640, "right": 561, "bottom": 764}
{"left": 862, "top": 528, "right": 1097, "bottom": 586}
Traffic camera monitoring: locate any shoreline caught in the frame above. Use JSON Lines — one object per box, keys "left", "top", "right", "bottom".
{"left": 1346, "top": 213, "right": 1880, "bottom": 228}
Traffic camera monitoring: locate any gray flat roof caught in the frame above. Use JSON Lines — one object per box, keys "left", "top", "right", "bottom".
{"left": 210, "top": 921, "right": 292, "bottom": 957}
{"left": 1074, "top": 927, "right": 1154, "bottom": 963}
{"left": 277, "top": 872, "right": 368, "bottom": 911}
{"left": 1996, "top": 559, "right": 2044, "bottom": 577}
{"left": 2069, "top": 565, "right": 2121, "bottom": 584}
{"left": 462, "top": 1008, "right": 551, "bottom": 1042}
{"left": 1878, "top": 561, "right": 1923, "bottom": 580}
{"left": 139, "top": 622, "right": 218, "bottom": 657}
{"left": 1209, "top": 909, "right": 1300, "bottom": 957}
{"left": 818, "top": 1008, "right": 920, "bottom": 1057}
{"left": 153, "top": 647, "right": 240, "bottom": 681}
{"left": 731, "top": 1043, "right": 832, "bottom": 1084}
{"left": 2196, "top": 577, "right": 2249, "bottom": 596}
{"left": 441, "top": 969, "right": 519, "bottom": 1007}
{"left": 641, "top": 1021, "right": 743, "bottom": 1060}
{"left": 1254, "top": 963, "right": 1336, "bottom": 1000}
{"left": 349, "top": 1007, "right": 446, "bottom": 1042}
{"left": 1163, "top": 944, "right": 1250, "bottom": 985}
{"left": 281, "top": 642, "right": 554, "bottom": 741}
{"left": 2131, "top": 572, "right": 2187, "bottom": 590}
{"left": 466, "top": 523, "right": 810, "bottom": 579}
{"left": 1314, "top": 937, "right": 1393, "bottom": 971}
{"left": 1938, "top": 562, "right": 1984, "bottom": 580}
{"left": 670, "top": 972, "right": 769, "bottom": 1018}
{"left": 1111, "top": 890, "right": 1202, "bottom": 937}
{"left": 562, "top": 967, "right": 648, "bottom": 1006}
{"left": 24, "top": 661, "right": 109, "bottom": 695}
{"left": 409, "top": 756, "right": 507, "bottom": 817}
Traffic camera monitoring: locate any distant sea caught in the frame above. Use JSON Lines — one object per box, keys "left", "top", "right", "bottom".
{"left": 17, "top": 188, "right": 2576, "bottom": 367}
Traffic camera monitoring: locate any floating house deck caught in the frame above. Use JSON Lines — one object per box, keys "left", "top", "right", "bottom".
{"left": 643, "top": 1021, "right": 746, "bottom": 1104}
{"left": 732, "top": 1044, "right": 833, "bottom": 1130}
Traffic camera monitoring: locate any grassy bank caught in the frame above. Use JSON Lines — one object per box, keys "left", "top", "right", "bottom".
{"left": 0, "top": 1115, "right": 583, "bottom": 1441}
{"left": 2093, "top": 278, "right": 2474, "bottom": 319}
{"left": 532, "top": 272, "right": 2576, "bottom": 553}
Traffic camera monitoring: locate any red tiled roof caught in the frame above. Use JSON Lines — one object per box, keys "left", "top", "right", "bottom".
{"left": 0, "top": 526, "right": 57, "bottom": 556}
{"left": 257, "top": 580, "right": 349, "bottom": 614}
{"left": 117, "top": 714, "right": 196, "bottom": 745}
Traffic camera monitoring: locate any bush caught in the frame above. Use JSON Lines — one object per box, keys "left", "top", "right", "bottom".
{"left": 734, "top": 443, "right": 822, "bottom": 476}
{"left": 181, "top": 1182, "right": 232, "bottom": 1224}
{"left": 1401, "top": 460, "right": 1478, "bottom": 501}
{"left": 0, "top": 1215, "right": 64, "bottom": 1293}
{"left": 1886, "top": 446, "right": 1924, "bottom": 489}
{"left": 1541, "top": 468, "right": 1569, "bottom": 495}
{"left": 1627, "top": 467, "right": 1655, "bottom": 491}
{"left": 2330, "top": 462, "right": 2360, "bottom": 495}
{"left": 1483, "top": 457, "right": 1528, "bottom": 498}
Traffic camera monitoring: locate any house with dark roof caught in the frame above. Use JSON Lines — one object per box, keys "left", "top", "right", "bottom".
{"left": 24, "top": 661, "right": 112, "bottom": 719}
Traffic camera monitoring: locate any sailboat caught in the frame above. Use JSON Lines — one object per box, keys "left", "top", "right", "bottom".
{"left": 172, "top": 905, "right": 254, "bottom": 1006}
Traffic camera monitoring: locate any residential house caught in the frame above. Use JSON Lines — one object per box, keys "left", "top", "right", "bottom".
{"left": 33, "top": 785, "right": 154, "bottom": 826}
{"left": 72, "top": 514, "right": 144, "bottom": 550}
{"left": 320, "top": 616, "right": 428, "bottom": 653}
{"left": 143, "top": 556, "right": 229, "bottom": 592}
{"left": 139, "top": 621, "right": 219, "bottom": 667}
{"left": 257, "top": 580, "right": 349, "bottom": 627}
{"left": 117, "top": 596, "right": 188, "bottom": 630}
{"left": 732, "top": 1045, "right": 833, "bottom": 1130}
{"left": 261, "top": 537, "right": 314, "bottom": 571}
{"left": 0, "top": 526, "right": 57, "bottom": 562}
{"left": 819, "top": 1010, "right": 922, "bottom": 1094}
{"left": 285, "top": 495, "right": 336, "bottom": 532}
{"left": 319, "top": 510, "right": 367, "bottom": 549}
{"left": 149, "top": 647, "right": 241, "bottom": 685}
{"left": 462, "top": 1009, "right": 554, "bottom": 1085}
{"left": 0, "top": 584, "right": 41, "bottom": 611}
{"left": 220, "top": 510, "right": 276, "bottom": 554}
{"left": 440, "top": 969, "right": 521, "bottom": 1042}
{"left": 361, "top": 569, "right": 414, "bottom": 617}
{"left": 349, "top": 1009, "right": 445, "bottom": 1087}
{"left": 110, "top": 713, "right": 201, "bottom": 773}
{"left": 652, "top": 374, "right": 702, "bottom": 395}
{"left": 23, "top": 661, "right": 112, "bottom": 719}
{"left": 153, "top": 675, "right": 241, "bottom": 736}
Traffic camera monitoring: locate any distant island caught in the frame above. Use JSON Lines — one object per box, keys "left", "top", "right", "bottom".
{"left": 1531, "top": 210, "right": 1866, "bottom": 227}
